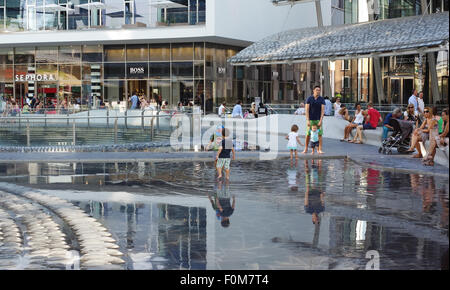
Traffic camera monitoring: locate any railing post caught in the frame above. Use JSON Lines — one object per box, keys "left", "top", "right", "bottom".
{"left": 26, "top": 119, "right": 30, "bottom": 147}
{"left": 156, "top": 109, "right": 160, "bottom": 133}
{"left": 125, "top": 110, "right": 128, "bottom": 129}
{"left": 114, "top": 117, "right": 118, "bottom": 144}
{"left": 44, "top": 110, "right": 47, "bottom": 127}
{"left": 150, "top": 116, "right": 155, "bottom": 141}
{"left": 87, "top": 110, "right": 90, "bottom": 128}
{"left": 141, "top": 110, "right": 144, "bottom": 131}
{"left": 72, "top": 119, "right": 76, "bottom": 146}
{"left": 107, "top": 109, "right": 109, "bottom": 128}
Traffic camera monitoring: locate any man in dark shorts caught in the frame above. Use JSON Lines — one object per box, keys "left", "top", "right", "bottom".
{"left": 303, "top": 85, "right": 325, "bottom": 154}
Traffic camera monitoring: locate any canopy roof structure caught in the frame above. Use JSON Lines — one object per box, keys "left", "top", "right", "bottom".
{"left": 229, "top": 12, "right": 449, "bottom": 65}
{"left": 150, "top": 0, "right": 187, "bottom": 9}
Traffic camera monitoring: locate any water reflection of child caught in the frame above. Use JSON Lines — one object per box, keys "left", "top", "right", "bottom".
{"left": 304, "top": 160, "right": 325, "bottom": 225}
{"left": 287, "top": 163, "right": 299, "bottom": 191}
{"left": 216, "top": 180, "right": 235, "bottom": 228}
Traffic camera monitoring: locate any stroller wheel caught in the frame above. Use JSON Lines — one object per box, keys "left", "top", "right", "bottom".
{"left": 382, "top": 148, "right": 387, "bottom": 154}
{"left": 378, "top": 147, "right": 383, "bottom": 154}
{"left": 388, "top": 149, "right": 393, "bottom": 155}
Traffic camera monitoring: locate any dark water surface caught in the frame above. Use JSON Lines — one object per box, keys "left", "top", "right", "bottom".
{"left": 0, "top": 159, "right": 448, "bottom": 270}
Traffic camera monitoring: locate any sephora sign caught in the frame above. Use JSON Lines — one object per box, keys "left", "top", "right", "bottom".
{"left": 15, "top": 74, "right": 56, "bottom": 81}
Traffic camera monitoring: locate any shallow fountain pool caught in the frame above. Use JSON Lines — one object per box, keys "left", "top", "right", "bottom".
{"left": 0, "top": 159, "right": 448, "bottom": 270}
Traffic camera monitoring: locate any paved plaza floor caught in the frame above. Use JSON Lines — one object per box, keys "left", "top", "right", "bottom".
{"left": 0, "top": 137, "right": 447, "bottom": 176}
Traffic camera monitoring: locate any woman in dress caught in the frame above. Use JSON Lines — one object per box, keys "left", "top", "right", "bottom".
{"left": 341, "top": 103, "right": 363, "bottom": 142}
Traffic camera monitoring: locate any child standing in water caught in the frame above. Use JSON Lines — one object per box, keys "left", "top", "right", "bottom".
{"left": 309, "top": 124, "right": 320, "bottom": 155}
{"left": 216, "top": 128, "right": 235, "bottom": 180}
{"left": 286, "top": 125, "right": 304, "bottom": 161}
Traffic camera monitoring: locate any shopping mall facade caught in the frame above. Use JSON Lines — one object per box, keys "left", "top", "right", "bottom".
{"left": 0, "top": 0, "right": 448, "bottom": 111}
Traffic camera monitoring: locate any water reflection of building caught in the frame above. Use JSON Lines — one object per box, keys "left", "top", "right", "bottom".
{"left": 74, "top": 200, "right": 207, "bottom": 270}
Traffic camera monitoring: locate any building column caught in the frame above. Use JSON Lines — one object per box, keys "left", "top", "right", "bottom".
{"left": 422, "top": 0, "right": 441, "bottom": 104}
{"left": 315, "top": 0, "right": 331, "bottom": 98}
{"left": 373, "top": 56, "right": 385, "bottom": 104}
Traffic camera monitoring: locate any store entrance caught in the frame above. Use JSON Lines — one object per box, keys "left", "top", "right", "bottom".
{"left": 127, "top": 80, "right": 148, "bottom": 104}
{"left": 37, "top": 82, "right": 58, "bottom": 110}
{"left": 388, "top": 77, "right": 414, "bottom": 105}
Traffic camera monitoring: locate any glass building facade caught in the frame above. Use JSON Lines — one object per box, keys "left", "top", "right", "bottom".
{"left": 0, "top": 0, "right": 205, "bottom": 31}
{"left": 0, "top": 43, "right": 242, "bottom": 112}
{"left": 334, "top": 0, "right": 449, "bottom": 105}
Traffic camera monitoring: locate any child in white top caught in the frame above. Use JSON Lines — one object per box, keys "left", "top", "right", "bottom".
{"left": 286, "top": 124, "right": 304, "bottom": 161}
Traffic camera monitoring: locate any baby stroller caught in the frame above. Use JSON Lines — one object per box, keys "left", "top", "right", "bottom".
{"left": 378, "top": 118, "right": 414, "bottom": 155}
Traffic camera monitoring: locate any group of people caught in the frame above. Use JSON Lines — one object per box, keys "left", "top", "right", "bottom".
{"left": 0, "top": 96, "right": 70, "bottom": 117}
{"left": 217, "top": 100, "right": 269, "bottom": 119}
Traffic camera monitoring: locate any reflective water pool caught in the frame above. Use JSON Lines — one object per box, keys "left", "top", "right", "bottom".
{"left": 0, "top": 159, "right": 448, "bottom": 270}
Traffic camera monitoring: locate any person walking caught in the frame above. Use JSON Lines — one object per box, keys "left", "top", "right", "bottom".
{"left": 286, "top": 124, "right": 303, "bottom": 161}
{"left": 129, "top": 92, "right": 139, "bottom": 109}
{"left": 216, "top": 128, "right": 235, "bottom": 180}
{"left": 231, "top": 100, "right": 243, "bottom": 118}
{"left": 258, "top": 102, "right": 268, "bottom": 117}
{"left": 408, "top": 89, "right": 419, "bottom": 115}
{"left": 302, "top": 86, "right": 325, "bottom": 154}
{"left": 218, "top": 102, "right": 226, "bottom": 117}
{"left": 324, "top": 97, "right": 332, "bottom": 116}
{"left": 418, "top": 91, "right": 425, "bottom": 116}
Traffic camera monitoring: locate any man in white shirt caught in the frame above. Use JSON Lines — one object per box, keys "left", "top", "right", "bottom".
{"left": 408, "top": 89, "right": 419, "bottom": 114}
{"left": 218, "top": 102, "right": 226, "bottom": 117}
{"left": 417, "top": 91, "right": 425, "bottom": 115}
{"left": 294, "top": 103, "right": 305, "bottom": 115}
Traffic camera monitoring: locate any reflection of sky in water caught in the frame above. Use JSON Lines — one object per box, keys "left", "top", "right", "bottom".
{"left": 0, "top": 159, "right": 448, "bottom": 269}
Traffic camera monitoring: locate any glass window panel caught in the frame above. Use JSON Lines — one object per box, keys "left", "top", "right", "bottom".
{"left": 59, "top": 46, "right": 81, "bottom": 63}
{"left": 198, "top": 0, "right": 206, "bottom": 23}
{"left": 59, "top": 64, "right": 81, "bottom": 81}
{"left": 149, "top": 80, "right": 170, "bottom": 104}
{"left": 149, "top": 62, "right": 170, "bottom": 79}
{"left": 104, "top": 63, "right": 125, "bottom": 79}
{"left": 0, "top": 83, "right": 14, "bottom": 102}
{"left": 126, "top": 62, "right": 148, "bottom": 79}
{"left": 172, "top": 79, "right": 193, "bottom": 106}
{"left": 194, "top": 43, "right": 204, "bottom": 60}
{"left": 82, "top": 45, "right": 103, "bottom": 62}
{"left": 172, "top": 62, "right": 193, "bottom": 78}
{"left": 14, "top": 65, "right": 29, "bottom": 78}
{"left": 36, "top": 46, "right": 58, "bottom": 63}
{"left": 0, "top": 48, "right": 13, "bottom": 64}
{"left": 0, "top": 7, "right": 5, "bottom": 30}
{"left": 6, "top": 0, "right": 23, "bottom": 31}
{"left": 0, "top": 64, "right": 14, "bottom": 81}
{"left": 104, "top": 45, "right": 125, "bottom": 62}
{"left": 149, "top": 44, "right": 170, "bottom": 61}
{"left": 194, "top": 61, "right": 204, "bottom": 78}
{"left": 36, "top": 64, "right": 58, "bottom": 80}
{"left": 15, "top": 47, "right": 35, "bottom": 64}
{"left": 104, "top": 80, "right": 126, "bottom": 102}
{"left": 172, "top": 43, "right": 193, "bottom": 61}
{"left": 82, "top": 63, "right": 103, "bottom": 81}
{"left": 126, "top": 44, "right": 148, "bottom": 62}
